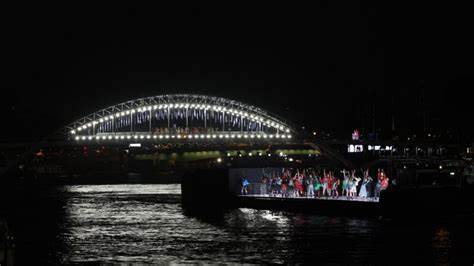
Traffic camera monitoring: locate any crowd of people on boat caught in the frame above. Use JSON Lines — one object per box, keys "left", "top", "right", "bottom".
{"left": 240, "top": 168, "right": 390, "bottom": 201}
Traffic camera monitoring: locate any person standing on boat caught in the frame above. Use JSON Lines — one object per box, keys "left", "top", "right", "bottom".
{"left": 331, "top": 173, "right": 340, "bottom": 198}
{"left": 241, "top": 177, "right": 249, "bottom": 195}
{"left": 349, "top": 170, "right": 361, "bottom": 198}
{"left": 288, "top": 173, "right": 295, "bottom": 197}
{"left": 375, "top": 169, "right": 384, "bottom": 198}
{"left": 313, "top": 172, "right": 322, "bottom": 198}
{"left": 359, "top": 170, "right": 370, "bottom": 198}
{"left": 260, "top": 175, "right": 268, "bottom": 196}
{"left": 341, "top": 169, "right": 350, "bottom": 197}
{"left": 306, "top": 174, "right": 315, "bottom": 198}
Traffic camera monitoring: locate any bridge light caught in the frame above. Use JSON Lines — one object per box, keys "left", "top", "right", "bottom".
{"left": 206, "top": 134, "right": 211, "bottom": 139}
{"left": 200, "top": 134, "right": 205, "bottom": 139}
{"left": 70, "top": 130, "right": 76, "bottom": 134}
{"left": 269, "top": 135, "right": 274, "bottom": 138}
{"left": 248, "top": 152, "right": 252, "bottom": 156}
{"left": 74, "top": 136, "right": 79, "bottom": 140}
{"left": 99, "top": 118, "right": 104, "bottom": 122}
{"left": 276, "top": 134, "right": 280, "bottom": 138}
{"left": 258, "top": 152, "right": 262, "bottom": 156}
{"left": 279, "top": 152, "right": 284, "bottom": 156}
{"left": 285, "top": 129, "right": 290, "bottom": 133}
{"left": 147, "top": 106, "right": 152, "bottom": 111}
{"left": 134, "top": 135, "right": 138, "bottom": 139}
{"left": 102, "top": 136, "right": 107, "bottom": 140}
{"left": 139, "top": 135, "right": 144, "bottom": 139}
{"left": 159, "top": 135, "right": 164, "bottom": 139}
{"left": 237, "top": 134, "right": 242, "bottom": 138}
{"left": 287, "top": 134, "right": 292, "bottom": 139}
{"left": 212, "top": 134, "right": 217, "bottom": 139}
{"left": 206, "top": 105, "right": 210, "bottom": 109}
{"left": 218, "top": 134, "right": 223, "bottom": 138}
{"left": 165, "top": 135, "right": 170, "bottom": 139}
{"left": 171, "top": 135, "right": 176, "bottom": 139}
{"left": 263, "top": 134, "right": 268, "bottom": 138}
{"left": 288, "top": 158, "right": 294, "bottom": 162}
{"left": 188, "top": 135, "right": 193, "bottom": 139}
{"left": 257, "top": 135, "right": 261, "bottom": 139}
{"left": 153, "top": 135, "right": 157, "bottom": 139}
{"left": 177, "top": 135, "right": 181, "bottom": 139}
{"left": 268, "top": 153, "right": 271, "bottom": 157}
{"left": 115, "top": 136, "right": 119, "bottom": 140}
{"left": 108, "top": 135, "right": 113, "bottom": 140}
{"left": 230, "top": 134, "right": 236, "bottom": 138}
{"left": 244, "top": 134, "right": 248, "bottom": 138}
{"left": 224, "top": 134, "right": 229, "bottom": 138}
{"left": 227, "top": 152, "right": 231, "bottom": 156}
{"left": 250, "top": 134, "right": 255, "bottom": 138}
{"left": 185, "top": 104, "right": 189, "bottom": 108}
{"left": 131, "top": 109, "right": 136, "bottom": 113}
{"left": 119, "top": 136, "right": 124, "bottom": 140}
{"left": 125, "top": 110, "right": 130, "bottom": 115}
{"left": 217, "top": 158, "right": 222, "bottom": 163}
{"left": 115, "top": 113, "right": 120, "bottom": 118}
{"left": 96, "top": 136, "right": 101, "bottom": 140}
{"left": 146, "top": 135, "right": 151, "bottom": 139}
{"left": 281, "top": 135, "right": 286, "bottom": 139}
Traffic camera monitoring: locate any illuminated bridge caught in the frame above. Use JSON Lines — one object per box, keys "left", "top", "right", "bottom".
{"left": 67, "top": 94, "right": 294, "bottom": 143}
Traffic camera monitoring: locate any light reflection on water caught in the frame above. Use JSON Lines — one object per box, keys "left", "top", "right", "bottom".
{"left": 14, "top": 184, "right": 472, "bottom": 264}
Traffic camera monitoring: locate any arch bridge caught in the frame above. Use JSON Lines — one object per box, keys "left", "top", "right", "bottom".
{"left": 67, "top": 94, "right": 294, "bottom": 143}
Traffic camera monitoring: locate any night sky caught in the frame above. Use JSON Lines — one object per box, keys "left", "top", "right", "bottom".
{"left": 1, "top": 3, "right": 472, "bottom": 142}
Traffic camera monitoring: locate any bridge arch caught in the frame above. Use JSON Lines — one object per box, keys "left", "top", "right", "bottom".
{"left": 66, "top": 94, "right": 294, "bottom": 142}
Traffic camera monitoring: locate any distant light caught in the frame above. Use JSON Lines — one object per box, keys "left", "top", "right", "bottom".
{"left": 267, "top": 153, "right": 271, "bottom": 157}
{"left": 74, "top": 136, "right": 79, "bottom": 140}
{"left": 217, "top": 158, "right": 222, "bottom": 163}
{"left": 288, "top": 158, "right": 294, "bottom": 162}
{"left": 248, "top": 152, "right": 253, "bottom": 156}
{"left": 450, "top": 172, "right": 455, "bottom": 176}
{"left": 439, "top": 165, "right": 443, "bottom": 169}
{"left": 129, "top": 143, "right": 141, "bottom": 148}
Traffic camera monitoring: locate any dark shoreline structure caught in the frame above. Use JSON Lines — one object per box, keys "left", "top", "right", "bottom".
{"left": 182, "top": 161, "right": 474, "bottom": 218}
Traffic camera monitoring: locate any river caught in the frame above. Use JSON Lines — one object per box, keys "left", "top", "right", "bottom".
{"left": 1, "top": 184, "right": 473, "bottom": 264}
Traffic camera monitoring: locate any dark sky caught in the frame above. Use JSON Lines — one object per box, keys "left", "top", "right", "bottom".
{"left": 1, "top": 3, "right": 472, "bottom": 141}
